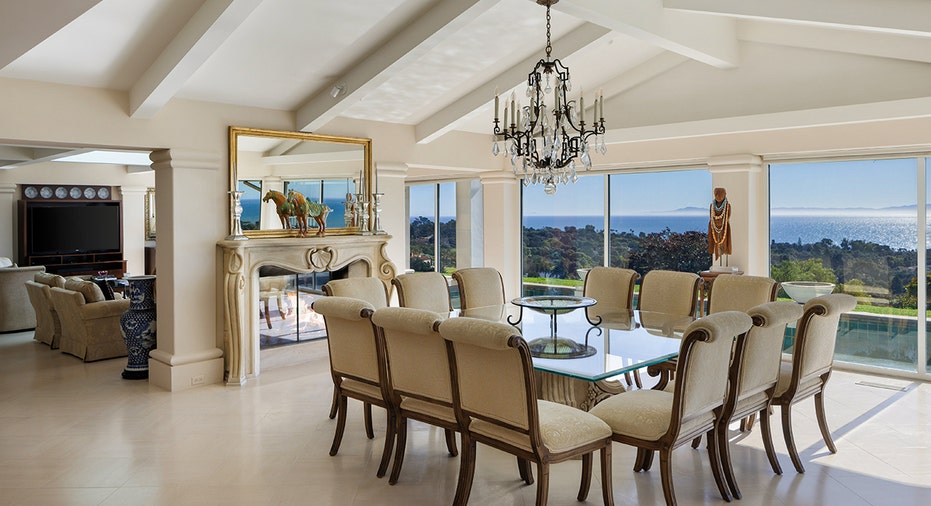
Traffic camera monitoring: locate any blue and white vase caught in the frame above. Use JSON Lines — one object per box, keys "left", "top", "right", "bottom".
{"left": 120, "top": 275, "right": 157, "bottom": 380}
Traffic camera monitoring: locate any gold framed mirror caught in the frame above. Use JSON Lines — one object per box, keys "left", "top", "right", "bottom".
{"left": 228, "top": 126, "right": 372, "bottom": 238}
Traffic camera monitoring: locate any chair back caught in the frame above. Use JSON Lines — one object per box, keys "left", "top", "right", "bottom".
{"left": 451, "top": 267, "right": 505, "bottom": 310}
{"left": 583, "top": 267, "right": 639, "bottom": 322}
{"left": 391, "top": 272, "right": 452, "bottom": 313}
{"left": 322, "top": 277, "right": 388, "bottom": 309}
{"left": 637, "top": 270, "right": 701, "bottom": 316}
{"left": 708, "top": 274, "right": 778, "bottom": 314}
{"left": 438, "top": 317, "right": 533, "bottom": 433}
{"left": 792, "top": 293, "right": 857, "bottom": 381}
{"left": 312, "top": 296, "right": 381, "bottom": 384}
{"left": 372, "top": 307, "right": 450, "bottom": 405}
{"left": 674, "top": 311, "right": 753, "bottom": 423}
{"left": 733, "top": 301, "right": 804, "bottom": 401}
{"left": 25, "top": 280, "right": 56, "bottom": 346}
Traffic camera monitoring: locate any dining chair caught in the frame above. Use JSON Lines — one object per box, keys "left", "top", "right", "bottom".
{"left": 706, "top": 274, "right": 778, "bottom": 314}
{"left": 311, "top": 296, "right": 395, "bottom": 479}
{"left": 391, "top": 271, "right": 452, "bottom": 314}
{"left": 371, "top": 307, "right": 457, "bottom": 485}
{"left": 717, "top": 300, "right": 804, "bottom": 499}
{"left": 637, "top": 270, "right": 701, "bottom": 317}
{"left": 588, "top": 310, "right": 753, "bottom": 506}
{"left": 583, "top": 266, "right": 639, "bottom": 325}
{"left": 451, "top": 267, "right": 505, "bottom": 310}
{"left": 771, "top": 293, "right": 857, "bottom": 473}
{"left": 321, "top": 276, "right": 389, "bottom": 419}
{"left": 438, "top": 317, "right": 615, "bottom": 506}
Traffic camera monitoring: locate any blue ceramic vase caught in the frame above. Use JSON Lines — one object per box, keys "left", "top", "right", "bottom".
{"left": 120, "top": 275, "right": 157, "bottom": 380}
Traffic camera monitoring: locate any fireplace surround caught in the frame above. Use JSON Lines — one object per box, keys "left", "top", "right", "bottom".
{"left": 218, "top": 235, "right": 395, "bottom": 385}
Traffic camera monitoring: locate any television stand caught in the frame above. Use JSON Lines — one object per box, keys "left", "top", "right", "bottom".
{"left": 23, "top": 253, "right": 127, "bottom": 278}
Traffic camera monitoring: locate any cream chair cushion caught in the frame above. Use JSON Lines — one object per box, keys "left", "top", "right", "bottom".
{"left": 392, "top": 272, "right": 451, "bottom": 313}
{"left": 63, "top": 278, "right": 106, "bottom": 303}
{"left": 638, "top": 270, "right": 700, "bottom": 316}
{"left": 451, "top": 267, "right": 505, "bottom": 309}
{"left": 35, "top": 272, "right": 65, "bottom": 288}
{"left": 584, "top": 267, "right": 638, "bottom": 321}
{"left": 590, "top": 390, "right": 714, "bottom": 441}
{"left": 312, "top": 296, "right": 380, "bottom": 383}
{"left": 470, "top": 400, "right": 611, "bottom": 453}
{"left": 708, "top": 274, "right": 777, "bottom": 314}
{"left": 322, "top": 277, "right": 388, "bottom": 308}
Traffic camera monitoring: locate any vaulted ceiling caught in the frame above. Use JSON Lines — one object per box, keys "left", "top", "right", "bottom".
{"left": 2, "top": 0, "right": 931, "bottom": 173}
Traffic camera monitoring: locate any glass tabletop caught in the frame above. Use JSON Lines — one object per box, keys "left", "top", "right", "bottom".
{"left": 455, "top": 305, "right": 691, "bottom": 382}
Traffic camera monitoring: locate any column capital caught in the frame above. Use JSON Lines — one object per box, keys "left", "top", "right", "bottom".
{"left": 708, "top": 154, "right": 763, "bottom": 174}
{"left": 374, "top": 162, "right": 408, "bottom": 178}
{"left": 151, "top": 148, "right": 222, "bottom": 171}
{"left": 0, "top": 183, "right": 16, "bottom": 194}
{"left": 479, "top": 171, "right": 519, "bottom": 186}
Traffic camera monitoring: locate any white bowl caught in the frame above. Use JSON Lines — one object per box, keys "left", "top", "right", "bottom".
{"left": 781, "top": 281, "right": 835, "bottom": 303}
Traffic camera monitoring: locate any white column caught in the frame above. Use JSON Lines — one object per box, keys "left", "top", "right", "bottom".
{"left": 479, "top": 173, "right": 521, "bottom": 300}
{"left": 456, "top": 180, "right": 484, "bottom": 269}
{"left": 147, "top": 149, "right": 224, "bottom": 391}
{"left": 374, "top": 162, "right": 407, "bottom": 273}
{"left": 120, "top": 186, "right": 147, "bottom": 276}
{"left": 708, "top": 154, "right": 766, "bottom": 275}
{"left": 0, "top": 184, "right": 15, "bottom": 260}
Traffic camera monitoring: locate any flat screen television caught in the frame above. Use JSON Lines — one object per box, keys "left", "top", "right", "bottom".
{"left": 26, "top": 201, "right": 122, "bottom": 256}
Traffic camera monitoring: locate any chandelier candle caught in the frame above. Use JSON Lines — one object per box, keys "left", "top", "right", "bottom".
{"left": 492, "top": 0, "right": 606, "bottom": 195}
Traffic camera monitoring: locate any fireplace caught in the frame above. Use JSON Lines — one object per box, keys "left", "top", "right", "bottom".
{"left": 218, "top": 235, "right": 395, "bottom": 385}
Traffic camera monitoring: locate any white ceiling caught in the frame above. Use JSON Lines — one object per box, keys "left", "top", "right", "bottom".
{"left": 2, "top": 0, "right": 931, "bottom": 170}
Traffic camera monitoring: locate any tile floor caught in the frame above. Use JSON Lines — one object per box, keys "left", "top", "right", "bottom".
{"left": 1, "top": 330, "right": 930, "bottom": 505}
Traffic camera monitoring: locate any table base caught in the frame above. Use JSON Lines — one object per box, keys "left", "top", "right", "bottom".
{"left": 536, "top": 371, "right": 627, "bottom": 411}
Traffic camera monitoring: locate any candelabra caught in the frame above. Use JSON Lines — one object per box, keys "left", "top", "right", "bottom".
{"left": 343, "top": 193, "right": 356, "bottom": 228}
{"left": 226, "top": 191, "right": 248, "bottom": 240}
{"left": 372, "top": 193, "right": 385, "bottom": 234}
{"left": 355, "top": 193, "right": 371, "bottom": 235}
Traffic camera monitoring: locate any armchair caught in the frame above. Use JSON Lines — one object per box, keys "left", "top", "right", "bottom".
{"left": 49, "top": 279, "right": 130, "bottom": 361}
{"left": 0, "top": 265, "right": 45, "bottom": 332}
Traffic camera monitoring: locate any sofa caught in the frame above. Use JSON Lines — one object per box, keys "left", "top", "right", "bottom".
{"left": 0, "top": 261, "right": 45, "bottom": 333}
{"left": 25, "top": 272, "right": 66, "bottom": 348}
{"left": 49, "top": 278, "right": 130, "bottom": 361}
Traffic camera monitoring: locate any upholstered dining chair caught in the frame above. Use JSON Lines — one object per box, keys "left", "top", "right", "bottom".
{"left": 321, "top": 276, "right": 389, "bottom": 419}
{"left": 771, "top": 293, "right": 857, "bottom": 473}
{"left": 438, "top": 317, "right": 615, "bottom": 506}
{"left": 717, "top": 300, "right": 804, "bottom": 499}
{"left": 637, "top": 270, "right": 701, "bottom": 317}
{"left": 311, "top": 296, "right": 394, "bottom": 479}
{"left": 371, "top": 307, "right": 456, "bottom": 485}
{"left": 391, "top": 271, "right": 452, "bottom": 314}
{"left": 583, "top": 266, "right": 639, "bottom": 325}
{"left": 451, "top": 267, "right": 505, "bottom": 310}
{"left": 706, "top": 274, "right": 778, "bottom": 314}
{"left": 588, "top": 310, "right": 753, "bottom": 506}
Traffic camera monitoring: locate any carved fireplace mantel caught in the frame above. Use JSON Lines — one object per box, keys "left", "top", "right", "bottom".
{"left": 218, "top": 235, "right": 395, "bottom": 385}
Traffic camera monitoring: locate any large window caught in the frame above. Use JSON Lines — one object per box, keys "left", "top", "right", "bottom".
{"left": 522, "top": 175, "right": 604, "bottom": 296}
{"left": 770, "top": 158, "right": 922, "bottom": 372}
{"left": 408, "top": 182, "right": 457, "bottom": 273}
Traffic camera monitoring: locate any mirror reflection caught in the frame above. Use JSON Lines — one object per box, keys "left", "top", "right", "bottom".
{"left": 229, "top": 127, "right": 372, "bottom": 237}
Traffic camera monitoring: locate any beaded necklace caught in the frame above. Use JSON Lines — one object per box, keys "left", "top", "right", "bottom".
{"left": 709, "top": 199, "right": 729, "bottom": 246}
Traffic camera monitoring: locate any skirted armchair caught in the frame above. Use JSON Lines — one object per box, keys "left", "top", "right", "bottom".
{"left": 24, "top": 272, "right": 66, "bottom": 347}
{"left": 49, "top": 278, "right": 130, "bottom": 361}
{"left": 0, "top": 264, "right": 45, "bottom": 332}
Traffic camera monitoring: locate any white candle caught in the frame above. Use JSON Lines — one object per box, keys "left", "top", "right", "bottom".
{"left": 494, "top": 87, "right": 499, "bottom": 122}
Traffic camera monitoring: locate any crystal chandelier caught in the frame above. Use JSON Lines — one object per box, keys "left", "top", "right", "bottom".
{"left": 492, "top": 0, "right": 606, "bottom": 195}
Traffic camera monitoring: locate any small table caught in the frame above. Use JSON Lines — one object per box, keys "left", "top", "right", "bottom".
{"left": 91, "top": 275, "right": 129, "bottom": 300}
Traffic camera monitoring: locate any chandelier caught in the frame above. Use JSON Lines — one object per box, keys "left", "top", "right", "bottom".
{"left": 493, "top": 0, "right": 606, "bottom": 195}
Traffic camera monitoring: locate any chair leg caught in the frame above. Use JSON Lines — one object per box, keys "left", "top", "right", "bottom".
{"left": 329, "top": 394, "right": 349, "bottom": 456}
{"left": 633, "top": 448, "right": 646, "bottom": 472}
{"left": 641, "top": 449, "right": 655, "bottom": 471}
{"left": 263, "top": 300, "right": 272, "bottom": 329}
{"left": 659, "top": 449, "right": 677, "bottom": 506}
{"left": 387, "top": 416, "right": 406, "bottom": 483}
{"left": 706, "top": 428, "right": 732, "bottom": 502}
{"left": 781, "top": 403, "right": 806, "bottom": 473}
{"left": 718, "top": 416, "right": 741, "bottom": 500}
{"left": 577, "top": 453, "right": 593, "bottom": 501}
{"left": 328, "top": 387, "right": 338, "bottom": 419}
{"left": 814, "top": 390, "right": 837, "bottom": 453}
{"left": 444, "top": 428, "right": 458, "bottom": 456}
{"left": 453, "top": 436, "right": 477, "bottom": 506}
{"left": 740, "top": 413, "right": 757, "bottom": 432}
{"left": 600, "top": 445, "right": 614, "bottom": 506}
{"left": 518, "top": 457, "right": 534, "bottom": 485}
{"left": 760, "top": 406, "right": 783, "bottom": 475}
{"left": 691, "top": 435, "right": 702, "bottom": 449}
{"left": 633, "top": 369, "right": 643, "bottom": 389}
{"left": 534, "top": 462, "right": 550, "bottom": 506}
{"left": 364, "top": 402, "right": 374, "bottom": 439}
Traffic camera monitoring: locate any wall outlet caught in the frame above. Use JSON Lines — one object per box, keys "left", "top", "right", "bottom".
{"left": 191, "top": 374, "right": 205, "bottom": 386}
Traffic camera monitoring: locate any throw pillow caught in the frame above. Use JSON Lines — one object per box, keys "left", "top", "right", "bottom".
{"left": 64, "top": 279, "right": 106, "bottom": 303}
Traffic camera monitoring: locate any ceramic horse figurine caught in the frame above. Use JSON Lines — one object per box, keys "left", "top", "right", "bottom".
{"left": 262, "top": 190, "right": 293, "bottom": 230}
{"left": 287, "top": 190, "right": 332, "bottom": 237}
{"left": 286, "top": 190, "right": 311, "bottom": 237}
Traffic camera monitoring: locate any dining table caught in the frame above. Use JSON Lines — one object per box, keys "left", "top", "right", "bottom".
{"left": 457, "top": 297, "right": 694, "bottom": 411}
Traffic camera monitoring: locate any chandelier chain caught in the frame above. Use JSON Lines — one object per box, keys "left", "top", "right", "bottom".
{"left": 545, "top": 4, "right": 552, "bottom": 59}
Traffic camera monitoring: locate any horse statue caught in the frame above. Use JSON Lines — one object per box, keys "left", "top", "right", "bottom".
{"left": 262, "top": 190, "right": 293, "bottom": 230}
{"left": 287, "top": 190, "right": 332, "bottom": 237}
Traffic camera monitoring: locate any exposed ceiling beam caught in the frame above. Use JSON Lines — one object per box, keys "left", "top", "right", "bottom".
{"left": 558, "top": 0, "right": 739, "bottom": 68}
{"left": 295, "top": 0, "right": 501, "bottom": 133}
{"left": 740, "top": 19, "right": 931, "bottom": 64}
{"left": 0, "top": 0, "right": 102, "bottom": 71}
{"left": 665, "top": 0, "right": 931, "bottom": 38}
{"left": 415, "top": 22, "right": 611, "bottom": 144}
{"left": 0, "top": 145, "right": 85, "bottom": 169}
{"left": 129, "top": 0, "right": 264, "bottom": 119}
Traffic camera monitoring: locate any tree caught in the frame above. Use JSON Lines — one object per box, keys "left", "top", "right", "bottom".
{"left": 628, "top": 228, "right": 712, "bottom": 275}
{"left": 770, "top": 258, "right": 837, "bottom": 284}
